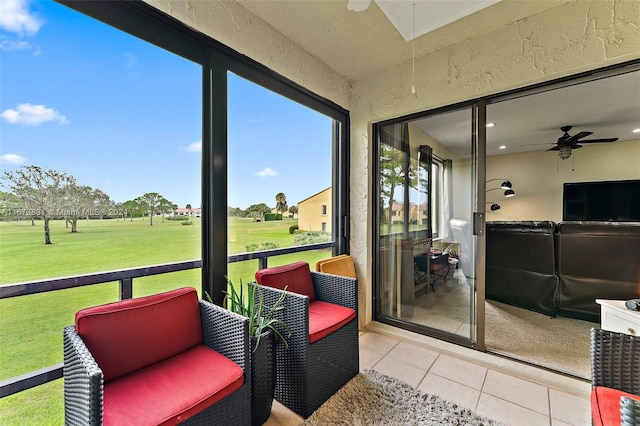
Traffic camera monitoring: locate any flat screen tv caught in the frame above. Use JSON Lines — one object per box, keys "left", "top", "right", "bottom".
{"left": 563, "top": 179, "right": 640, "bottom": 222}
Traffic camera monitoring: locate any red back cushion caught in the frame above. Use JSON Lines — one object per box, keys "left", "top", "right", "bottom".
{"left": 255, "top": 261, "right": 316, "bottom": 301}
{"left": 75, "top": 287, "right": 203, "bottom": 382}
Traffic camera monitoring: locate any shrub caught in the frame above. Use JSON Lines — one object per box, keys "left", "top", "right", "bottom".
{"left": 292, "top": 231, "right": 331, "bottom": 245}
{"left": 245, "top": 242, "right": 279, "bottom": 252}
{"left": 289, "top": 225, "right": 298, "bottom": 234}
{"left": 167, "top": 215, "right": 189, "bottom": 221}
{"left": 182, "top": 220, "right": 193, "bottom": 225}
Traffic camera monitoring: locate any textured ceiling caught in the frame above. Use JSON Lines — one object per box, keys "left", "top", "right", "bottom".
{"left": 236, "top": 0, "right": 639, "bottom": 158}
{"left": 413, "top": 68, "right": 640, "bottom": 158}
{"left": 237, "top": 0, "right": 565, "bottom": 82}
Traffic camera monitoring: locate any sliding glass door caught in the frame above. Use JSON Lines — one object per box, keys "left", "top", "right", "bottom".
{"left": 373, "top": 103, "right": 483, "bottom": 348}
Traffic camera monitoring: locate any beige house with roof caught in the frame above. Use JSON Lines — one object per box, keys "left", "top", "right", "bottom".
{"left": 297, "top": 187, "right": 332, "bottom": 233}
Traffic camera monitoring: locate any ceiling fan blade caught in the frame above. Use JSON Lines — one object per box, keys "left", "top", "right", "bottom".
{"left": 546, "top": 146, "right": 560, "bottom": 151}
{"left": 563, "top": 131, "right": 592, "bottom": 145}
{"left": 521, "top": 142, "right": 553, "bottom": 146}
{"left": 577, "top": 138, "right": 618, "bottom": 144}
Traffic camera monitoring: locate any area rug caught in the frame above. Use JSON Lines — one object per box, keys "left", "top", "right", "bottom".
{"left": 303, "top": 369, "right": 507, "bottom": 425}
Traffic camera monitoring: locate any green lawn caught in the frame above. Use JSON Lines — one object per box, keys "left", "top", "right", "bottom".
{"left": 0, "top": 216, "right": 331, "bottom": 424}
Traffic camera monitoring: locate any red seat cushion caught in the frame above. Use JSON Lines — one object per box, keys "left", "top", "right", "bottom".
{"left": 308, "top": 300, "right": 356, "bottom": 343}
{"left": 75, "top": 287, "right": 202, "bottom": 382}
{"left": 103, "top": 345, "right": 244, "bottom": 426}
{"left": 591, "top": 386, "right": 640, "bottom": 426}
{"left": 255, "top": 261, "right": 316, "bottom": 302}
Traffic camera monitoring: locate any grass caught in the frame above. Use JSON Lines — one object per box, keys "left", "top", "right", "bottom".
{"left": 0, "top": 216, "right": 330, "bottom": 425}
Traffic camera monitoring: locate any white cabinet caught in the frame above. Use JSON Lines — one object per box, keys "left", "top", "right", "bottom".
{"left": 596, "top": 299, "right": 640, "bottom": 336}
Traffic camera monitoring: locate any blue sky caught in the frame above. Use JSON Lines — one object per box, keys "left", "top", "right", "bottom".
{"left": 0, "top": 0, "right": 332, "bottom": 210}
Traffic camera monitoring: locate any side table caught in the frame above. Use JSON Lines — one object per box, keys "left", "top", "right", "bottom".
{"left": 596, "top": 299, "right": 640, "bottom": 336}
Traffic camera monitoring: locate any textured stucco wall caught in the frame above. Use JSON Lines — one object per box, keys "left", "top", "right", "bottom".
{"left": 350, "top": 0, "right": 640, "bottom": 325}
{"left": 143, "top": 0, "right": 352, "bottom": 108}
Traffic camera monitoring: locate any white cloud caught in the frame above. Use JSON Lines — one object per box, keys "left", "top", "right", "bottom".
{"left": 0, "top": 37, "right": 31, "bottom": 51}
{"left": 1, "top": 103, "right": 69, "bottom": 126}
{"left": 0, "top": 153, "right": 27, "bottom": 165}
{"left": 0, "top": 0, "right": 43, "bottom": 36}
{"left": 256, "top": 167, "right": 277, "bottom": 178}
{"left": 179, "top": 140, "right": 201, "bottom": 153}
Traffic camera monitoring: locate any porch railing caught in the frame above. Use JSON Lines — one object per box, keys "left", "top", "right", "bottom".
{"left": 0, "top": 242, "right": 332, "bottom": 398}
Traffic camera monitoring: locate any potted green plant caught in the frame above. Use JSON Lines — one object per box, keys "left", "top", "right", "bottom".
{"left": 207, "top": 278, "right": 289, "bottom": 426}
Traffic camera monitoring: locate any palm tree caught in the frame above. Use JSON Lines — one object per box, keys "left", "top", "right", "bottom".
{"left": 275, "top": 192, "right": 287, "bottom": 218}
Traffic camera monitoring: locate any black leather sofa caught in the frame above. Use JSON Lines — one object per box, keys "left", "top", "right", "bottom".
{"left": 486, "top": 221, "right": 558, "bottom": 316}
{"left": 486, "top": 221, "right": 640, "bottom": 322}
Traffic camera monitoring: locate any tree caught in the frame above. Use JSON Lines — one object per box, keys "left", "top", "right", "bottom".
{"left": 185, "top": 203, "right": 192, "bottom": 216}
{"left": 158, "top": 197, "right": 175, "bottom": 223}
{"left": 275, "top": 192, "right": 288, "bottom": 218}
{"left": 228, "top": 206, "right": 243, "bottom": 217}
{"left": 379, "top": 142, "right": 418, "bottom": 233}
{"left": 246, "top": 203, "right": 271, "bottom": 218}
{"left": 62, "top": 184, "right": 94, "bottom": 233}
{"left": 0, "top": 190, "right": 21, "bottom": 222}
{"left": 288, "top": 205, "right": 298, "bottom": 216}
{"left": 122, "top": 199, "right": 142, "bottom": 221}
{"left": 91, "top": 188, "right": 113, "bottom": 219}
{"left": 1, "top": 165, "right": 76, "bottom": 244}
{"left": 135, "top": 192, "right": 172, "bottom": 226}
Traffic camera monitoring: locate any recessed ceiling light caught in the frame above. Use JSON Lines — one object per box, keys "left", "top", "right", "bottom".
{"left": 633, "top": 128, "right": 640, "bottom": 133}
{"left": 499, "top": 145, "right": 506, "bottom": 150}
{"left": 486, "top": 122, "right": 496, "bottom": 128}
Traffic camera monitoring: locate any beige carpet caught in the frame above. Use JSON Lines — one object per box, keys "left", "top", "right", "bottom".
{"left": 398, "top": 270, "right": 594, "bottom": 380}
{"left": 485, "top": 300, "right": 594, "bottom": 379}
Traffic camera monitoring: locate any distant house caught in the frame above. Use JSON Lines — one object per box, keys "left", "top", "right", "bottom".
{"left": 390, "top": 201, "right": 404, "bottom": 224}
{"left": 297, "top": 187, "right": 331, "bottom": 233}
{"left": 172, "top": 207, "right": 201, "bottom": 217}
{"left": 388, "top": 202, "right": 427, "bottom": 224}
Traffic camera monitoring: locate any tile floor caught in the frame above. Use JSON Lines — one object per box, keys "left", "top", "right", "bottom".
{"left": 264, "top": 323, "right": 592, "bottom": 426}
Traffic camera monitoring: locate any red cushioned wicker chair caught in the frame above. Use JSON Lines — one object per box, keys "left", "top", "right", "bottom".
{"left": 590, "top": 328, "right": 640, "bottom": 426}
{"left": 63, "top": 287, "right": 251, "bottom": 426}
{"left": 253, "top": 261, "right": 359, "bottom": 418}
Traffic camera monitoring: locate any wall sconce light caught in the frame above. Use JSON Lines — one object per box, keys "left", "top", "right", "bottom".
{"left": 486, "top": 202, "right": 501, "bottom": 211}
{"left": 487, "top": 178, "right": 515, "bottom": 197}
{"left": 487, "top": 187, "right": 516, "bottom": 197}
{"left": 487, "top": 178, "right": 512, "bottom": 190}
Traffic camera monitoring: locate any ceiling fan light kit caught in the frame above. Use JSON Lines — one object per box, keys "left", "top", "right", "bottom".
{"left": 558, "top": 146, "right": 573, "bottom": 160}
{"left": 547, "top": 125, "right": 619, "bottom": 160}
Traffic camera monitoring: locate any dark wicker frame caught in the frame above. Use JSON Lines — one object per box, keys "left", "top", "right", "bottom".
{"left": 63, "top": 299, "right": 251, "bottom": 426}
{"left": 251, "top": 271, "right": 359, "bottom": 419}
{"left": 590, "top": 328, "right": 640, "bottom": 426}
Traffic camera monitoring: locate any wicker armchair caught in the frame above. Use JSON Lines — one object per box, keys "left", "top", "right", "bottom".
{"left": 254, "top": 261, "right": 359, "bottom": 418}
{"left": 590, "top": 328, "right": 640, "bottom": 426}
{"left": 63, "top": 287, "right": 251, "bottom": 426}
